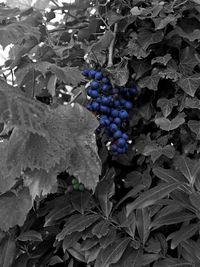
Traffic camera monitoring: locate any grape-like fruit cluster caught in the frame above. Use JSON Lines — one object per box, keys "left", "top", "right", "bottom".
{"left": 67, "top": 177, "right": 85, "bottom": 192}
{"left": 82, "top": 69, "right": 137, "bottom": 155}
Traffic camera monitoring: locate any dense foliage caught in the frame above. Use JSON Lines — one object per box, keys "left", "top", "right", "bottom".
{"left": 0, "top": 0, "right": 200, "bottom": 266}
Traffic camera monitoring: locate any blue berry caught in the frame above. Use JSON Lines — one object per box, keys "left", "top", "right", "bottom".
{"left": 100, "top": 118, "right": 110, "bottom": 126}
{"left": 96, "top": 97, "right": 102, "bottom": 103}
{"left": 130, "top": 87, "right": 138, "bottom": 95}
{"left": 114, "top": 130, "right": 123, "bottom": 139}
{"left": 111, "top": 144, "right": 118, "bottom": 152}
{"left": 87, "top": 88, "right": 93, "bottom": 96}
{"left": 86, "top": 104, "right": 92, "bottom": 110}
{"left": 125, "top": 101, "right": 133, "bottom": 110}
{"left": 100, "top": 105, "right": 110, "bottom": 114}
{"left": 108, "top": 117, "right": 114, "bottom": 122}
{"left": 120, "top": 99, "right": 126, "bottom": 106}
{"left": 95, "top": 72, "right": 103, "bottom": 80}
{"left": 82, "top": 69, "right": 90, "bottom": 76}
{"left": 119, "top": 110, "right": 129, "bottom": 119}
{"left": 91, "top": 81, "right": 99, "bottom": 89}
{"left": 111, "top": 88, "right": 119, "bottom": 94}
{"left": 114, "top": 117, "right": 122, "bottom": 125}
{"left": 117, "top": 138, "right": 126, "bottom": 148}
{"left": 109, "top": 123, "right": 118, "bottom": 132}
{"left": 113, "top": 100, "right": 120, "bottom": 108}
{"left": 91, "top": 102, "right": 99, "bottom": 110}
{"left": 90, "top": 90, "right": 99, "bottom": 99}
{"left": 111, "top": 109, "right": 119, "bottom": 118}
{"left": 102, "top": 84, "right": 110, "bottom": 92}
{"left": 89, "top": 70, "right": 96, "bottom": 78}
{"left": 117, "top": 147, "right": 125, "bottom": 154}
{"left": 101, "top": 96, "right": 110, "bottom": 105}
{"left": 122, "top": 133, "right": 128, "bottom": 140}
{"left": 102, "top": 77, "right": 109, "bottom": 84}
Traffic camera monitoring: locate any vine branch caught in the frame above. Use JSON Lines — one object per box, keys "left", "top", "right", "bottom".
{"left": 107, "top": 23, "right": 118, "bottom": 68}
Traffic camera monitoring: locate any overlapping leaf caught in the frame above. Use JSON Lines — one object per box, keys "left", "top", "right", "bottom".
{"left": 0, "top": 188, "right": 32, "bottom": 231}
{"left": 0, "top": 79, "right": 48, "bottom": 138}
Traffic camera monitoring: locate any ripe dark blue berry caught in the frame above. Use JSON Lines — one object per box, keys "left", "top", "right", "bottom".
{"left": 91, "top": 81, "right": 99, "bottom": 89}
{"left": 95, "top": 72, "right": 103, "bottom": 80}
{"left": 114, "top": 130, "right": 123, "bottom": 139}
{"left": 111, "top": 144, "right": 118, "bottom": 152}
{"left": 109, "top": 123, "right": 118, "bottom": 132}
{"left": 122, "top": 133, "right": 128, "bottom": 140}
{"left": 90, "top": 90, "right": 99, "bottom": 99}
{"left": 89, "top": 70, "right": 96, "bottom": 78}
{"left": 82, "top": 69, "right": 90, "bottom": 76}
{"left": 102, "top": 77, "right": 109, "bottom": 84}
{"left": 110, "top": 109, "right": 119, "bottom": 118}
{"left": 102, "top": 84, "right": 110, "bottom": 91}
{"left": 101, "top": 96, "right": 110, "bottom": 105}
{"left": 125, "top": 101, "right": 133, "bottom": 109}
{"left": 119, "top": 110, "right": 129, "bottom": 119}
{"left": 114, "top": 117, "right": 121, "bottom": 125}
{"left": 100, "top": 105, "right": 110, "bottom": 114}
{"left": 91, "top": 102, "right": 99, "bottom": 110}
{"left": 117, "top": 138, "right": 126, "bottom": 147}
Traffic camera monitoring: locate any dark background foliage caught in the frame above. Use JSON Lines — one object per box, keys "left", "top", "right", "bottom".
{"left": 0, "top": 0, "right": 200, "bottom": 266}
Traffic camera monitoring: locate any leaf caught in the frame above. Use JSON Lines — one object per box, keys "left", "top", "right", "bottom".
{"left": 159, "top": 59, "right": 181, "bottom": 81}
{"left": 188, "top": 120, "right": 200, "bottom": 140}
{"left": 190, "top": 192, "right": 200, "bottom": 211}
{"left": 179, "top": 47, "right": 199, "bottom": 75}
{"left": 138, "top": 68, "right": 161, "bottom": 91}
{"left": 0, "top": 22, "right": 40, "bottom": 48}
{"left": 6, "top": 0, "right": 50, "bottom": 10}
{"left": 126, "top": 183, "right": 180, "bottom": 216}
{"left": 17, "top": 230, "right": 43, "bottom": 242}
{"left": 50, "top": 65, "right": 85, "bottom": 87}
{"left": 130, "top": 7, "right": 144, "bottom": 16}
{"left": 178, "top": 74, "right": 200, "bottom": 97}
{"left": 108, "top": 60, "right": 129, "bottom": 86}
{"left": 174, "top": 156, "right": 200, "bottom": 185}
{"left": 138, "top": 29, "right": 163, "bottom": 51}
{"left": 23, "top": 168, "right": 57, "bottom": 200}
{"left": 151, "top": 210, "right": 196, "bottom": 229}
{"left": 153, "top": 167, "right": 188, "bottom": 184}
{"left": 95, "top": 168, "right": 115, "bottom": 218}
{"left": 184, "top": 97, "right": 200, "bottom": 109}
{"left": 151, "top": 54, "right": 172, "bottom": 66}
{"left": 7, "top": 104, "right": 101, "bottom": 192}
{"left": 0, "top": 236, "right": 16, "bottom": 267}
{"left": 62, "top": 232, "right": 82, "bottom": 251}
{"left": 157, "top": 97, "right": 178, "bottom": 117}
{"left": 99, "top": 228, "right": 117, "bottom": 248}
{"left": 92, "top": 220, "right": 110, "bottom": 238}
{"left": 167, "top": 26, "right": 200, "bottom": 42}
{"left": 143, "top": 143, "right": 175, "bottom": 163}
{"left": 136, "top": 208, "right": 151, "bottom": 245}
{"left": 0, "top": 79, "right": 48, "bottom": 138}
{"left": 0, "top": 141, "right": 19, "bottom": 194}
{"left": 167, "top": 223, "right": 199, "bottom": 249}
{"left": 154, "top": 14, "right": 178, "bottom": 30}
{"left": 131, "top": 58, "right": 151, "bottom": 80}
{"left": 49, "top": 256, "right": 63, "bottom": 265}
{"left": 56, "top": 214, "right": 100, "bottom": 241}
{"left": 155, "top": 113, "right": 185, "bottom": 131}
{"left": 95, "top": 238, "right": 131, "bottom": 267}
{"left": 71, "top": 190, "right": 91, "bottom": 215}
{"left": 0, "top": 187, "right": 32, "bottom": 231}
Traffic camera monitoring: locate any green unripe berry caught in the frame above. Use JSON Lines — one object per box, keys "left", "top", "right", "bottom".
{"left": 73, "top": 183, "right": 80, "bottom": 190}
{"left": 72, "top": 178, "right": 78, "bottom": 185}
{"left": 79, "top": 183, "right": 85, "bottom": 192}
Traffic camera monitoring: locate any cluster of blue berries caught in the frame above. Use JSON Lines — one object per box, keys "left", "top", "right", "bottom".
{"left": 82, "top": 69, "right": 137, "bottom": 155}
